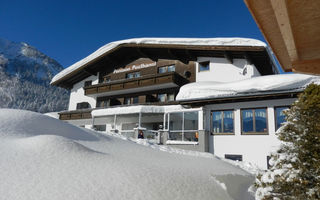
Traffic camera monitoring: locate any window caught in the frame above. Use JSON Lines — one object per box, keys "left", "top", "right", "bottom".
{"left": 124, "top": 97, "right": 131, "bottom": 105}
{"left": 157, "top": 94, "right": 166, "bottom": 102}
{"left": 94, "top": 125, "right": 106, "bottom": 132}
{"left": 167, "top": 93, "right": 175, "bottom": 102}
{"left": 132, "top": 96, "right": 139, "bottom": 104}
{"left": 168, "top": 111, "right": 199, "bottom": 142}
{"left": 225, "top": 154, "right": 243, "bottom": 161}
{"left": 96, "top": 98, "right": 110, "bottom": 108}
{"left": 76, "top": 102, "right": 91, "bottom": 110}
{"left": 84, "top": 80, "right": 92, "bottom": 87}
{"left": 241, "top": 108, "right": 268, "bottom": 134}
{"left": 126, "top": 71, "right": 140, "bottom": 79}
{"left": 104, "top": 76, "right": 111, "bottom": 83}
{"left": 167, "top": 65, "right": 175, "bottom": 72}
{"left": 158, "top": 65, "right": 175, "bottom": 73}
{"left": 275, "top": 106, "right": 289, "bottom": 130}
{"left": 199, "top": 61, "right": 210, "bottom": 71}
{"left": 211, "top": 110, "right": 234, "bottom": 134}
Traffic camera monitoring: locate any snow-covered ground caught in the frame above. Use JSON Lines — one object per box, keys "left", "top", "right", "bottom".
{"left": 0, "top": 109, "right": 255, "bottom": 200}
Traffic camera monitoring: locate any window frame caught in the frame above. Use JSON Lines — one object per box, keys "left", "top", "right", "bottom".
{"left": 158, "top": 64, "right": 176, "bottom": 74}
{"left": 274, "top": 106, "right": 290, "bottom": 131}
{"left": 241, "top": 107, "right": 269, "bottom": 135}
{"left": 166, "top": 109, "right": 200, "bottom": 142}
{"left": 211, "top": 109, "right": 235, "bottom": 135}
{"left": 198, "top": 61, "right": 210, "bottom": 72}
{"left": 84, "top": 80, "right": 92, "bottom": 87}
{"left": 126, "top": 71, "right": 141, "bottom": 79}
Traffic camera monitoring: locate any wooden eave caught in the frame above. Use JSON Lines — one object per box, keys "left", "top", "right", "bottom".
{"left": 244, "top": 0, "right": 320, "bottom": 74}
{"left": 52, "top": 43, "right": 276, "bottom": 89}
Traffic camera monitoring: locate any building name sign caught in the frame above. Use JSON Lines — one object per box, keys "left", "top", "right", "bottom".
{"left": 113, "top": 62, "right": 157, "bottom": 74}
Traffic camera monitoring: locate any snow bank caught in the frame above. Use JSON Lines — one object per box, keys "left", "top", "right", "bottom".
{"left": 0, "top": 109, "right": 255, "bottom": 200}
{"left": 176, "top": 73, "right": 320, "bottom": 101}
{"left": 51, "top": 37, "right": 266, "bottom": 84}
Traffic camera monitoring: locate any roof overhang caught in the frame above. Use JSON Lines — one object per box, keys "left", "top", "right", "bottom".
{"left": 51, "top": 38, "right": 278, "bottom": 89}
{"left": 244, "top": 0, "right": 320, "bottom": 74}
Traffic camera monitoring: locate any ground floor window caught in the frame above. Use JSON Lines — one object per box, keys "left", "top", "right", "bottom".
{"left": 275, "top": 106, "right": 289, "bottom": 131}
{"left": 167, "top": 111, "right": 199, "bottom": 142}
{"left": 241, "top": 108, "right": 268, "bottom": 134}
{"left": 211, "top": 110, "right": 234, "bottom": 134}
{"left": 94, "top": 125, "right": 106, "bottom": 131}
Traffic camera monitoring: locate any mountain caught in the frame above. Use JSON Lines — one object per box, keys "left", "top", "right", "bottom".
{"left": 0, "top": 38, "right": 69, "bottom": 113}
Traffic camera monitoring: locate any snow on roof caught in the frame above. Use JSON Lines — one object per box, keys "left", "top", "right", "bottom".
{"left": 51, "top": 37, "right": 267, "bottom": 84}
{"left": 176, "top": 73, "right": 320, "bottom": 102}
{"left": 92, "top": 105, "right": 184, "bottom": 117}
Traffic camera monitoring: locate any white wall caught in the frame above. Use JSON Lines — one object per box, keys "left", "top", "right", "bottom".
{"left": 196, "top": 57, "right": 260, "bottom": 82}
{"left": 68, "top": 74, "right": 99, "bottom": 110}
{"left": 204, "top": 98, "right": 295, "bottom": 169}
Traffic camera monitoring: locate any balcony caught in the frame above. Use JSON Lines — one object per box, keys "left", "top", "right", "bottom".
{"left": 59, "top": 109, "right": 92, "bottom": 120}
{"left": 84, "top": 72, "right": 188, "bottom": 97}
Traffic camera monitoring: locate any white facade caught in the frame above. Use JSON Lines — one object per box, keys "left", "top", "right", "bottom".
{"left": 196, "top": 57, "right": 260, "bottom": 82}
{"left": 68, "top": 74, "right": 98, "bottom": 110}
{"left": 204, "top": 98, "right": 295, "bottom": 169}
{"left": 63, "top": 57, "right": 300, "bottom": 170}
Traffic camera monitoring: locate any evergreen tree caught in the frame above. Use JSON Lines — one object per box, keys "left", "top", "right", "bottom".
{"left": 255, "top": 83, "right": 320, "bottom": 200}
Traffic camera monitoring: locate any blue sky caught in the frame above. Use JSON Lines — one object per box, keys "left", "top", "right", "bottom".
{"left": 1, "top": 0, "right": 266, "bottom": 68}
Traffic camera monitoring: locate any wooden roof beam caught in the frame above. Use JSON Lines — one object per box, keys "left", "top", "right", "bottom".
{"left": 292, "top": 59, "right": 320, "bottom": 74}
{"left": 270, "top": 0, "right": 299, "bottom": 62}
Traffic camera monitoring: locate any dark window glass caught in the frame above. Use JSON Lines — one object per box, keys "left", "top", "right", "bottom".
{"left": 167, "top": 93, "right": 175, "bottom": 102}
{"left": 124, "top": 98, "right": 131, "bottom": 105}
{"left": 184, "top": 112, "right": 198, "bottom": 130}
{"left": 242, "top": 108, "right": 267, "bottom": 134}
{"left": 199, "top": 61, "right": 210, "bottom": 71}
{"left": 76, "top": 102, "right": 90, "bottom": 110}
{"left": 157, "top": 94, "right": 166, "bottom": 102}
{"left": 84, "top": 81, "right": 92, "bottom": 87}
{"left": 126, "top": 72, "right": 140, "bottom": 79}
{"left": 255, "top": 109, "right": 267, "bottom": 132}
{"left": 169, "top": 113, "right": 183, "bottom": 130}
{"left": 242, "top": 109, "right": 254, "bottom": 132}
{"left": 158, "top": 66, "right": 167, "bottom": 74}
{"left": 275, "top": 106, "right": 289, "bottom": 130}
{"left": 223, "top": 110, "right": 234, "bottom": 133}
{"left": 167, "top": 65, "right": 175, "bottom": 72}
{"left": 132, "top": 97, "right": 139, "bottom": 104}
{"left": 135, "top": 72, "right": 140, "bottom": 78}
{"left": 212, "top": 110, "right": 234, "bottom": 134}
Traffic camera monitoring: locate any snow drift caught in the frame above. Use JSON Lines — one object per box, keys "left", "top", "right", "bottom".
{"left": 176, "top": 73, "right": 320, "bottom": 101}
{"left": 0, "top": 109, "right": 254, "bottom": 200}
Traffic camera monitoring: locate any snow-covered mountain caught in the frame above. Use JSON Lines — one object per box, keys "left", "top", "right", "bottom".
{"left": 0, "top": 38, "right": 69, "bottom": 113}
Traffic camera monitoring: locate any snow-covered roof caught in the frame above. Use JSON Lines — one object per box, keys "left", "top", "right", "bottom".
{"left": 176, "top": 73, "right": 320, "bottom": 102}
{"left": 92, "top": 105, "right": 184, "bottom": 117}
{"left": 51, "top": 37, "right": 267, "bottom": 85}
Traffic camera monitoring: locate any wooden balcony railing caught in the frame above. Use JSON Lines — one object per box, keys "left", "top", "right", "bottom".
{"left": 59, "top": 110, "right": 92, "bottom": 120}
{"left": 84, "top": 72, "right": 188, "bottom": 96}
